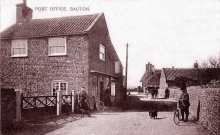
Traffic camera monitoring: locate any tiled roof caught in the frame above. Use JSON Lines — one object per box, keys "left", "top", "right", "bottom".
{"left": 145, "top": 74, "right": 160, "bottom": 87}
{"left": 154, "top": 69, "right": 161, "bottom": 78}
{"left": 140, "top": 69, "right": 161, "bottom": 82}
{"left": 1, "top": 13, "right": 101, "bottom": 39}
{"left": 164, "top": 68, "right": 198, "bottom": 81}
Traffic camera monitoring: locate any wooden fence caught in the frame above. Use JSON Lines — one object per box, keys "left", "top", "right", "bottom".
{"left": 21, "top": 93, "right": 74, "bottom": 120}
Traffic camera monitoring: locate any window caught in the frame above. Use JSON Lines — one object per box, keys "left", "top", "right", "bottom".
{"left": 115, "top": 61, "right": 120, "bottom": 74}
{"left": 99, "top": 44, "right": 105, "bottom": 61}
{"left": 52, "top": 81, "right": 68, "bottom": 95}
{"left": 111, "top": 83, "right": 116, "bottom": 96}
{"left": 11, "top": 39, "right": 27, "bottom": 57}
{"left": 48, "top": 37, "right": 66, "bottom": 56}
{"left": 92, "top": 76, "right": 98, "bottom": 96}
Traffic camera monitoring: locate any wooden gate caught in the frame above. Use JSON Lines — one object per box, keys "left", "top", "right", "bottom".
{"left": 21, "top": 94, "right": 57, "bottom": 120}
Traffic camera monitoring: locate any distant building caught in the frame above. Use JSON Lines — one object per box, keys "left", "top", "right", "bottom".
{"left": 140, "top": 62, "right": 161, "bottom": 94}
{"left": 159, "top": 61, "right": 220, "bottom": 89}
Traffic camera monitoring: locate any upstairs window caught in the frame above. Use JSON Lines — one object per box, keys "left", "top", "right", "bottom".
{"left": 48, "top": 37, "right": 66, "bottom": 56}
{"left": 11, "top": 39, "right": 27, "bottom": 57}
{"left": 115, "top": 61, "right": 120, "bottom": 74}
{"left": 99, "top": 44, "right": 105, "bottom": 61}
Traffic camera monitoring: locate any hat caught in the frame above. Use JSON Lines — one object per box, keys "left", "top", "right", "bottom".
{"left": 180, "top": 82, "right": 186, "bottom": 90}
{"left": 180, "top": 87, "right": 184, "bottom": 90}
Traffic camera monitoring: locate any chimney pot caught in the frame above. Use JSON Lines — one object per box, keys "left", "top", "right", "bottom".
{"left": 23, "top": 0, "right": 26, "bottom": 6}
{"left": 16, "top": 1, "right": 32, "bottom": 24}
{"left": 194, "top": 60, "right": 198, "bottom": 69}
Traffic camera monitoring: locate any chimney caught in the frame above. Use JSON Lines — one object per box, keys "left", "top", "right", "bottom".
{"left": 146, "top": 62, "right": 149, "bottom": 71}
{"left": 146, "top": 62, "right": 153, "bottom": 78}
{"left": 16, "top": 0, "right": 33, "bottom": 24}
{"left": 194, "top": 60, "right": 198, "bottom": 69}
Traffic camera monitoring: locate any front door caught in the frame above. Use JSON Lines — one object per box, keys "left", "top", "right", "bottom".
{"left": 100, "top": 81, "right": 104, "bottom": 102}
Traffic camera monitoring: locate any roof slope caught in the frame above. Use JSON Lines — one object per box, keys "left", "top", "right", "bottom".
{"left": 154, "top": 69, "right": 161, "bottom": 78}
{"left": 1, "top": 13, "right": 101, "bottom": 39}
{"left": 145, "top": 74, "right": 160, "bottom": 87}
{"left": 164, "top": 68, "right": 198, "bottom": 81}
{"left": 140, "top": 69, "right": 161, "bottom": 82}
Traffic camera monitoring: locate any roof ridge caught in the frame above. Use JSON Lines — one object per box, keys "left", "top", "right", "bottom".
{"left": 1, "top": 12, "right": 104, "bottom": 38}
{"left": 31, "top": 13, "right": 101, "bottom": 21}
{"left": 85, "top": 13, "right": 103, "bottom": 32}
{"left": 164, "top": 68, "right": 195, "bottom": 70}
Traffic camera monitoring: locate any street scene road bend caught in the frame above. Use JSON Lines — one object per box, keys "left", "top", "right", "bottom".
{"left": 0, "top": 0, "right": 219, "bottom": 135}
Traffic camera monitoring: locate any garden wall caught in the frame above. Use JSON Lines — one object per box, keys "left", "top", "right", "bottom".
{"left": 187, "top": 87, "right": 220, "bottom": 135}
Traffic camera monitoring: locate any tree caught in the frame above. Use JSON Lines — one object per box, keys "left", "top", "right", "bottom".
{"left": 198, "top": 56, "right": 220, "bottom": 85}
{"left": 173, "top": 76, "right": 198, "bottom": 88}
{"left": 199, "top": 56, "right": 220, "bottom": 68}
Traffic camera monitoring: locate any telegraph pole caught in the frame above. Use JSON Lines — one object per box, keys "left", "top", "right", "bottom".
{"left": 125, "top": 43, "right": 129, "bottom": 99}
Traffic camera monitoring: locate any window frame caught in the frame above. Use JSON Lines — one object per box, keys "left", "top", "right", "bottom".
{"left": 99, "top": 44, "right": 105, "bottom": 61}
{"left": 111, "top": 82, "right": 116, "bottom": 96}
{"left": 51, "top": 80, "right": 68, "bottom": 95}
{"left": 11, "top": 39, "right": 28, "bottom": 57}
{"left": 48, "top": 37, "right": 67, "bottom": 56}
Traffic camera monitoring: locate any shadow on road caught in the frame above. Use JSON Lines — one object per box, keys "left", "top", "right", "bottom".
{"left": 10, "top": 114, "right": 84, "bottom": 135}
{"left": 95, "top": 113, "right": 119, "bottom": 115}
{"left": 176, "top": 118, "right": 199, "bottom": 126}
{"left": 121, "top": 95, "right": 177, "bottom": 112}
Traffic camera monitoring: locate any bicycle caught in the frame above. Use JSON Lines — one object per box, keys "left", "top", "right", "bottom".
{"left": 92, "top": 96, "right": 105, "bottom": 111}
{"left": 173, "top": 101, "right": 181, "bottom": 125}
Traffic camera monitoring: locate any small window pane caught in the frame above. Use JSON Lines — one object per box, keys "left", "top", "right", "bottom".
{"left": 99, "top": 45, "right": 105, "bottom": 61}
{"left": 52, "top": 81, "right": 67, "bottom": 95}
{"left": 60, "top": 83, "right": 66, "bottom": 91}
{"left": 49, "top": 38, "right": 66, "bottom": 55}
{"left": 11, "top": 40, "right": 27, "bottom": 56}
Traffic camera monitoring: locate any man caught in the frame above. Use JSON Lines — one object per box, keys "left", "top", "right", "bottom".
{"left": 104, "top": 85, "right": 112, "bottom": 107}
{"left": 64, "top": 96, "right": 71, "bottom": 115}
{"left": 179, "top": 87, "right": 190, "bottom": 122}
{"left": 165, "top": 87, "right": 170, "bottom": 98}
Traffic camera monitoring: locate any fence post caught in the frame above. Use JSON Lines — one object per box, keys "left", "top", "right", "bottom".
{"left": 71, "top": 90, "right": 75, "bottom": 112}
{"left": 56, "top": 90, "right": 62, "bottom": 115}
{"left": 15, "top": 89, "right": 22, "bottom": 121}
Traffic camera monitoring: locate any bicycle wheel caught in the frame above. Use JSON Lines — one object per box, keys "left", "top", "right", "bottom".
{"left": 173, "top": 109, "right": 180, "bottom": 125}
{"left": 96, "top": 101, "right": 104, "bottom": 111}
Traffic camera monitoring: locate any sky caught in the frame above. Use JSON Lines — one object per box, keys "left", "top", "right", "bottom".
{"left": 1, "top": 0, "right": 220, "bottom": 88}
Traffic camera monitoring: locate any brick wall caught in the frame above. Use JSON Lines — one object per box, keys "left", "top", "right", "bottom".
{"left": 1, "top": 88, "right": 16, "bottom": 133}
{"left": 1, "top": 35, "right": 89, "bottom": 95}
{"left": 87, "top": 14, "right": 123, "bottom": 101}
{"left": 187, "top": 87, "right": 220, "bottom": 135}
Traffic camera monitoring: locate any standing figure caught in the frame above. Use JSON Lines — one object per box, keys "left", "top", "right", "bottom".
{"left": 178, "top": 87, "right": 190, "bottom": 122}
{"left": 64, "top": 96, "right": 71, "bottom": 115}
{"left": 155, "top": 87, "right": 159, "bottom": 99}
{"left": 151, "top": 88, "right": 155, "bottom": 99}
{"left": 104, "top": 85, "right": 112, "bottom": 107}
{"left": 165, "top": 87, "right": 170, "bottom": 98}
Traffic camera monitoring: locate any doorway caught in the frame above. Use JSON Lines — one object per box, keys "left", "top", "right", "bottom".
{"left": 100, "top": 81, "right": 104, "bottom": 102}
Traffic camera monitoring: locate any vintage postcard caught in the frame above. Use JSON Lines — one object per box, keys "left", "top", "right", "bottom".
{"left": 0, "top": 0, "right": 219, "bottom": 135}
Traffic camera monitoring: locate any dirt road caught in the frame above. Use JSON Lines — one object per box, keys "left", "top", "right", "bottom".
{"left": 10, "top": 94, "right": 212, "bottom": 135}
{"left": 44, "top": 111, "right": 211, "bottom": 135}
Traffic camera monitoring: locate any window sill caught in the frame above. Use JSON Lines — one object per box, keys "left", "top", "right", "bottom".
{"left": 48, "top": 54, "right": 67, "bottom": 57}
{"left": 99, "top": 59, "right": 106, "bottom": 62}
{"left": 11, "top": 55, "right": 28, "bottom": 58}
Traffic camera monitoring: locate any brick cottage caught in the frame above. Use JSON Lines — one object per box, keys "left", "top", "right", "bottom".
{"left": 0, "top": 2, "right": 123, "bottom": 104}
